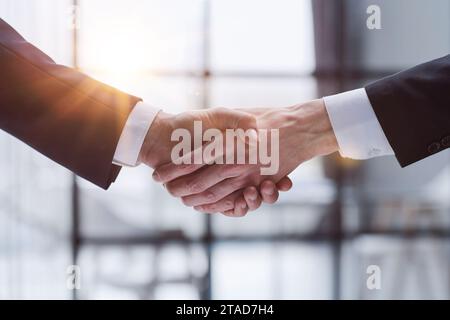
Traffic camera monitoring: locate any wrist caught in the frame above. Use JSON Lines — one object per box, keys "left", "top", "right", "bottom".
{"left": 288, "top": 99, "right": 339, "bottom": 160}
{"left": 138, "top": 111, "right": 175, "bottom": 168}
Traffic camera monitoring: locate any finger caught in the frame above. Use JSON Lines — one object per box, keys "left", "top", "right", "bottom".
{"left": 221, "top": 209, "right": 235, "bottom": 217}
{"left": 153, "top": 126, "right": 246, "bottom": 185}
{"left": 232, "top": 197, "right": 249, "bottom": 217}
{"left": 194, "top": 190, "right": 242, "bottom": 213}
{"left": 154, "top": 108, "right": 257, "bottom": 184}
{"left": 243, "top": 186, "right": 262, "bottom": 211}
{"left": 181, "top": 176, "right": 246, "bottom": 207}
{"left": 153, "top": 142, "right": 223, "bottom": 183}
{"left": 165, "top": 164, "right": 245, "bottom": 198}
{"left": 153, "top": 161, "right": 203, "bottom": 184}
{"left": 277, "top": 176, "right": 293, "bottom": 192}
{"left": 260, "top": 180, "right": 279, "bottom": 204}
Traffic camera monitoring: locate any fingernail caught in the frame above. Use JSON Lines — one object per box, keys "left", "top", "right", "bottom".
{"left": 152, "top": 170, "right": 161, "bottom": 182}
{"left": 248, "top": 192, "right": 257, "bottom": 201}
{"left": 264, "top": 188, "right": 274, "bottom": 195}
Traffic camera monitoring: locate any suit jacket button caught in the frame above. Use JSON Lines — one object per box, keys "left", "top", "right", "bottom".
{"left": 441, "top": 135, "right": 450, "bottom": 148}
{"left": 428, "top": 142, "right": 440, "bottom": 154}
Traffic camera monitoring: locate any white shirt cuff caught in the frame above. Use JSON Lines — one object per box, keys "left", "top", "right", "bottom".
{"left": 323, "top": 88, "right": 394, "bottom": 160}
{"left": 113, "top": 102, "right": 161, "bottom": 167}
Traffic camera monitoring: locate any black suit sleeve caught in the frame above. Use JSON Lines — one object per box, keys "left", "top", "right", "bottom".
{"left": 0, "top": 18, "right": 142, "bottom": 189}
{"left": 365, "top": 54, "right": 450, "bottom": 167}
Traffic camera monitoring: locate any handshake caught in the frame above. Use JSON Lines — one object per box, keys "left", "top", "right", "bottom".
{"left": 139, "top": 99, "right": 339, "bottom": 217}
{"left": 1, "top": 17, "right": 443, "bottom": 213}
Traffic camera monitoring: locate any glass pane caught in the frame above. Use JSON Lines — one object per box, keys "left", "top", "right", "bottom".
{"left": 212, "top": 242, "right": 333, "bottom": 299}
{"left": 209, "top": 76, "right": 318, "bottom": 107}
{"left": 78, "top": 244, "right": 208, "bottom": 299}
{"left": 80, "top": 72, "right": 204, "bottom": 113}
{"left": 0, "top": 0, "right": 73, "bottom": 299}
{"left": 344, "top": 0, "right": 450, "bottom": 71}
{"left": 210, "top": 0, "right": 315, "bottom": 73}
{"left": 79, "top": 165, "right": 206, "bottom": 239}
{"left": 342, "top": 237, "right": 450, "bottom": 299}
{"left": 78, "top": 0, "right": 204, "bottom": 73}
{"left": 0, "top": 0, "right": 73, "bottom": 65}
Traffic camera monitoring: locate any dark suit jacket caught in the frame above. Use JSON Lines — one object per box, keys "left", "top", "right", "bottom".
{"left": 0, "top": 18, "right": 141, "bottom": 189}
{"left": 366, "top": 55, "right": 450, "bottom": 167}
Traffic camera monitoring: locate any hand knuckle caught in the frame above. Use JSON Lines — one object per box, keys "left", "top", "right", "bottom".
{"left": 224, "top": 200, "right": 233, "bottom": 209}
{"left": 205, "top": 191, "right": 217, "bottom": 202}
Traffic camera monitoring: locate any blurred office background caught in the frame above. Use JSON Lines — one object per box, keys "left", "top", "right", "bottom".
{"left": 0, "top": 0, "right": 449, "bottom": 299}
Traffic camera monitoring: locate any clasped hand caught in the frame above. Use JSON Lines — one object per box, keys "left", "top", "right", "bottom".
{"left": 140, "top": 100, "right": 338, "bottom": 217}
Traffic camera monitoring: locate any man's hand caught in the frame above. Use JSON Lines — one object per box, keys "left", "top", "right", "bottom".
{"left": 138, "top": 107, "right": 257, "bottom": 168}
{"left": 138, "top": 107, "right": 290, "bottom": 213}
{"left": 152, "top": 99, "right": 339, "bottom": 216}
